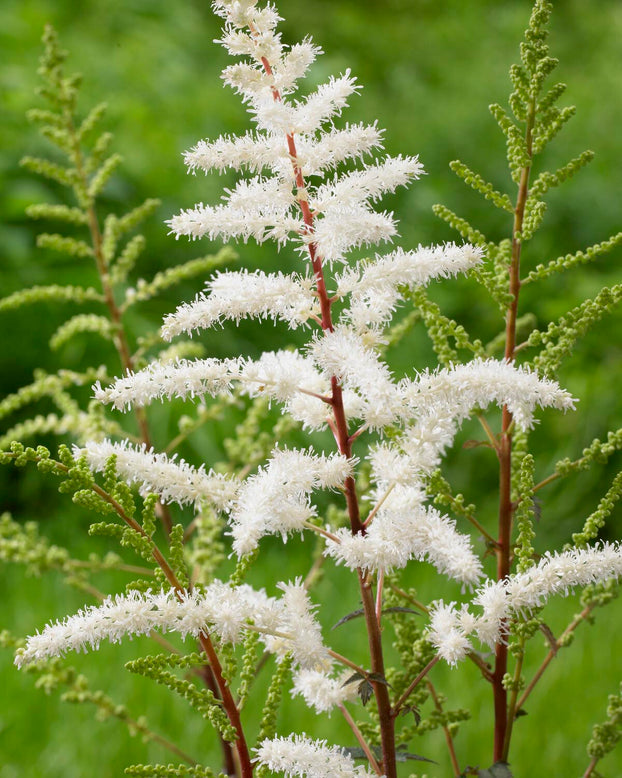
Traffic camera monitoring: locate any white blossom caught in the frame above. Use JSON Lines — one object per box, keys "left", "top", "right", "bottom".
{"left": 429, "top": 543, "right": 622, "bottom": 663}
{"left": 401, "top": 358, "right": 576, "bottom": 432}
{"left": 93, "top": 358, "right": 241, "bottom": 410}
{"left": 291, "top": 668, "right": 359, "bottom": 714}
{"left": 255, "top": 734, "right": 378, "bottom": 778}
{"left": 229, "top": 448, "right": 354, "bottom": 555}
{"left": 310, "top": 326, "right": 402, "bottom": 427}
{"left": 77, "top": 439, "right": 239, "bottom": 510}
{"left": 337, "top": 243, "right": 484, "bottom": 329}
{"left": 16, "top": 580, "right": 330, "bottom": 671}
{"left": 324, "top": 486, "right": 482, "bottom": 584}
{"left": 427, "top": 602, "right": 472, "bottom": 665}
{"left": 161, "top": 270, "right": 318, "bottom": 339}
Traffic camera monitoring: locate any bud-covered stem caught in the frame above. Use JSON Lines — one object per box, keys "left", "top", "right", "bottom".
{"left": 494, "top": 95, "right": 536, "bottom": 762}
{"left": 254, "top": 36, "right": 395, "bottom": 776}
{"left": 67, "top": 117, "right": 172, "bottom": 535}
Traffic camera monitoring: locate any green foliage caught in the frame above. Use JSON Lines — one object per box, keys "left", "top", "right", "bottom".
{"left": 407, "top": 287, "right": 484, "bottom": 366}
{"left": 256, "top": 653, "right": 294, "bottom": 777}
{"left": 514, "top": 454, "right": 536, "bottom": 573}
{"left": 529, "top": 284, "right": 622, "bottom": 376}
{"left": 0, "top": 284, "right": 104, "bottom": 311}
{"left": 126, "top": 654, "right": 238, "bottom": 743}
{"left": 125, "top": 766, "right": 218, "bottom": 777}
{"left": 571, "top": 471, "right": 622, "bottom": 549}
{"left": 556, "top": 428, "right": 622, "bottom": 476}
{"left": 586, "top": 684, "right": 622, "bottom": 765}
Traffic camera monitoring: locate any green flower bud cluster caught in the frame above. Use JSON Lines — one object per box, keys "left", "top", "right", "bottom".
{"left": 556, "top": 428, "right": 622, "bottom": 476}
{"left": 126, "top": 654, "right": 238, "bottom": 743}
{"left": 407, "top": 287, "right": 484, "bottom": 367}
{"left": 256, "top": 654, "right": 294, "bottom": 776}
{"left": 530, "top": 284, "right": 622, "bottom": 376}
{"left": 587, "top": 683, "right": 622, "bottom": 762}
{"left": 571, "top": 471, "right": 622, "bottom": 549}
{"left": 125, "top": 765, "right": 218, "bottom": 777}
{"left": 514, "top": 454, "right": 536, "bottom": 573}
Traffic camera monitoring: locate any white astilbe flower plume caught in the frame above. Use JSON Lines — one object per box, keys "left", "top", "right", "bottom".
{"left": 16, "top": 580, "right": 331, "bottom": 672}
{"left": 166, "top": 0, "right": 424, "bottom": 267}
{"left": 324, "top": 485, "right": 483, "bottom": 584}
{"left": 94, "top": 351, "right": 330, "bottom": 424}
{"left": 401, "top": 358, "right": 575, "bottom": 432}
{"left": 291, "top": 668, "right": 360, "bottom": 714}
{"left": 336, "top": 243, "right": 485, "bottom": 329}
{"left": 93, "top": 357, "right": 241, "bottom": 410}
{"left": 229, "top": 448, "right": 354, "bottom": 555}
{"left": 161, "top": 270, "right": 319, "bottom": 339}
{"left": 255, "top": 734, "right": 378, "bottom": 778}
{"left": 77, "top": 439, "right": 239, "bottom": 510}
{"left": 428, "top": 543, "right": 622, "bottom": 664}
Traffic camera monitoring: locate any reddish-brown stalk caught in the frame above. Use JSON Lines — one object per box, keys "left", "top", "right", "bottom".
{"left": 254, "top": 41, "right": 396, "bottom": 778}
{"left": 493, "top": 97, "right": 536, "bottom": 762}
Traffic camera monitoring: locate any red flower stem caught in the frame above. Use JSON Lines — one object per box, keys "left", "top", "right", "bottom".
{"left": 255, "top": 42, "right": 396, "bottom": 778}
{"left": 493, "top": 95, "right": 535, "bottom": 763}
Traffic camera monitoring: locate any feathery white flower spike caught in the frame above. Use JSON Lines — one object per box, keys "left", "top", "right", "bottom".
{"left": 255, "top": 734, "right": 378, "bottom": 778}
{"left": 77, "top": 439, "right": 239, "bottom": 510}
{"left": 291, "top": 668, "right": 360, "bottom": 714}
{"left": 16, "top": 580, "right": 331, "bottom": 671}
{"left": 337, "top": 243, "right": 485, "bottom": 329}
{"left": 161, "top": 270, "right": 319, "bottom": 339}
{"left": 428, "top": 543, "right": 622, "bottom": 664}
{"left": 229, "top": 448, "right": 354, "bottom": 555}
{"left": 324, "top": 485, "right": 482, "bottom": 585}
{"left": 401, "top": 358, "right": 576, "bottom": 431}
{"left": 94, "top": 350, "right": 325, "bottom": 416}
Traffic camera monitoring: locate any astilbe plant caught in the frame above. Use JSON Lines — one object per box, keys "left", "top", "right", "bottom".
{"left": 2, "top": 1, "right": 622, "bottom": 776}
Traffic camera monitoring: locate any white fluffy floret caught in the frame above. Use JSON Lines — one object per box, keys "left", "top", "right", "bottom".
{"left": 310, "top": 326, "right": 402, "bottom": 428}
{"left": 336, "top": 243, "right": 484, "bottom": 329}
{"left": 429, "top": 543, "right": 622, "bottom": 664}
{"left": 93, "top": 357, "right": 241, "bottom": 411}
{"left": 324, "top": 485, "right": 482, "bottom": 584}
{"left": 255, "top": 734, "right": 378, "bottom": 778}
{"left": 16, "top": 579, "right": 331, "bottom": 671}
{"left": 161, "top": 270, "right": 318, "bottom": 339}
{"left": 427, "top": 602, "right": 472, "bottom": 665}
{"left": 78, "top": 439, "right": 239, "bottom": 510}
{"left": 229, "top": 447, "right": 354, "bottom": 555}
{"left": 291, "top": 668, "right": 359, "bottom": 714}
{"left": 401, "top": 358, "right": 576, "bottom": 432}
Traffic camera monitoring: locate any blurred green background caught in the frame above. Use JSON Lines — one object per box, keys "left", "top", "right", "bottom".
{"left": 1, "top": 0, "right": 621, "bottom": 775}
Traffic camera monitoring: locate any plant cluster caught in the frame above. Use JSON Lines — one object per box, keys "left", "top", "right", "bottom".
{"left": 1, "top": 2, "right": 621, "bottom": 777}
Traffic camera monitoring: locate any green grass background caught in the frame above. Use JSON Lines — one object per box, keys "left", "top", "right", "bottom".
{"left": 1, "top": 0, "right": 621, "bottom": 775}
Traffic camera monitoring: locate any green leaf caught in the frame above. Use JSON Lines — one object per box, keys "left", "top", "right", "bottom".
{"left": 479, "top": 762, "right": 513, "bottom": 778}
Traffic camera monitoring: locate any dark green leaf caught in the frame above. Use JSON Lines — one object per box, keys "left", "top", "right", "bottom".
{"left": 358, "top": 679, "right": 373, "bottom": 705}
{"left": 332, "top": 609, "right": 364, "bottom": 629}
{"left": 479, "top": 762, "right": 513, "bottom": 778}
{"left": 341, "top": 672, "right": 364, "bottom": 688}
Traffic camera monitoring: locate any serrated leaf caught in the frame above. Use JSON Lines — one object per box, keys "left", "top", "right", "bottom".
{"left": 400, "top": 704, "right": 422, "bottom": 724}
{"left": 394, "top": 750, "right": 436, "bottom": 764}
{"left": 479, "top": 762, "right": 513, "bottom": 778}
{"left": 332, "top": 609, "right": 364, "bottom": 629}
{"left": 343, "top": 746, "right": 436, "bottom": 765}
{"left": 332, "top": 606, "right": 418, "bottom": 630}
{"left": 341, "top": 672, "right": 364, "bottom": 688}
{"left": 358, "top": 679, "right": 373, "bottom": 706}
